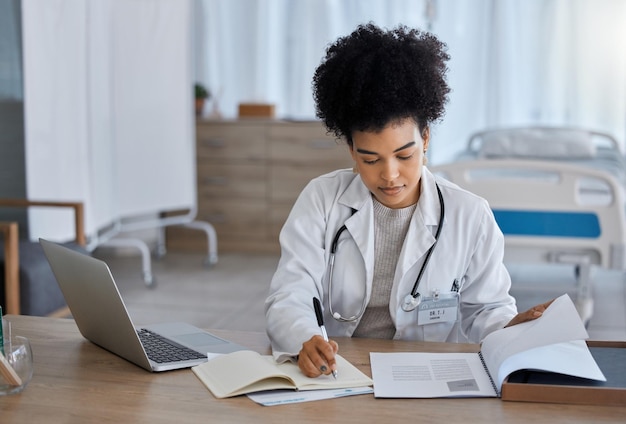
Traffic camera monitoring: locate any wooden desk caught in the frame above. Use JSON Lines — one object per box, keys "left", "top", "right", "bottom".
{"left": 1, "top": 315, "right": 624, "bottom": 423}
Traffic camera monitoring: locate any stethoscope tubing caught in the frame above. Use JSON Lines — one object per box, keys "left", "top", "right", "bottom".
{"left": 328, "top": 183, "right": 445, "bottom": 321}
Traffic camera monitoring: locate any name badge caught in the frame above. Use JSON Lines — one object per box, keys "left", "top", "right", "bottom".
{"left": 417, "top": 292, "right": 459, "bottom": 325}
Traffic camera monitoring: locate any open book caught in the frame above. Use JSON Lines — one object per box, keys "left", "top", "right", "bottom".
{"left": 370, "top": 294, "right": 606, "bottom": 398}
{"left": 192, "top": 350, "right": 373, "bottom": 399}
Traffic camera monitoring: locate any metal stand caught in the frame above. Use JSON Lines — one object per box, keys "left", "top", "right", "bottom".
{"left": 88, "top": 207, "right": 217, "bottom": 286}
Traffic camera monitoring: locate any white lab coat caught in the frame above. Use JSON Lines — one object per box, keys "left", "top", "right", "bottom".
{"left": 265, "top": 167, "right": 517, "bottom": 361}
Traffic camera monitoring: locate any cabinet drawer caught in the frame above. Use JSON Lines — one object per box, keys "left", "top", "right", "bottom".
{"left": 268, "top": 123, "right": 351, "bottom": 164}
{"left": 269, "top": 163, "right": 351, "bottom": 203}
{"left": 197, "top": 198, "right": 268, "bottom": 239}
{"left": 197, "top": 163, "right": 266, "bottom": 199}
{"left": 197, "top": 123, "right": 267, "bottom": 161}
{"left": 267, "top": 122, "right": 332, "bottom": 140}
{"left": 269, "top": 137, "right": 351, "bottom": 164}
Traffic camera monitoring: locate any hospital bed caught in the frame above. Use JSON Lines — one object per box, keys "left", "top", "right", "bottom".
{"left": 455, "top": 126, "right": 626, "bottom": 186}
{"left": 431, "top": 159, "right": 626, "bottom": 324}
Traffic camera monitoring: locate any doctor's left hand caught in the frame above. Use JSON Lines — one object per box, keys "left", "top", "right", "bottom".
{"left": 504, "top": 299, "right": 554, "bottom": 328}
{"left": 298, "top": 335, "right": 339, "bottom": 378}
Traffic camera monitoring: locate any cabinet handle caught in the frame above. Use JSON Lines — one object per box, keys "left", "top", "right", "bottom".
{"left": 202, "top": 176, "right": 228, "bottom": 186}
{"left": 200, "top": 138, "right": 226, "bottom": 148}
{"left": 308, "top": 139, "right": 337, "bottom": 149}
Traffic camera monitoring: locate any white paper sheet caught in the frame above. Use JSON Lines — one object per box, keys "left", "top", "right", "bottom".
{"left": 246, "top": 386, "right": 374, "bottom": 406}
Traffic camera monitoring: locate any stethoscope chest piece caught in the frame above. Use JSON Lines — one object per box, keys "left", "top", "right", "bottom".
{"left": 401, "top": 292, "right": 422, "bottom": 312}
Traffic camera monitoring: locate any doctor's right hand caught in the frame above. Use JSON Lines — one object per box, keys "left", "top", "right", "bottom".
{"left": 298, "top": 335, "right": 339, "bottom": 378}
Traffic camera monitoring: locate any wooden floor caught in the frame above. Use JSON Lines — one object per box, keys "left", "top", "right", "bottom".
{"left": 94, "top": 249, "right": 278, "bottom": 333}
{"left": 93, "top": 249, "right": 626, "bottom": 341}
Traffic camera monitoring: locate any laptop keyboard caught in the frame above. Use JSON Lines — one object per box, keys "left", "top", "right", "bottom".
{"left": 137, "top": 328, "right": 206, "bottom": 363}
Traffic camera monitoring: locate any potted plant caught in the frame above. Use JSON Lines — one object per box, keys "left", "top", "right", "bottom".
{"left": 194, "top": 83, "right": 210, "bottom": 117}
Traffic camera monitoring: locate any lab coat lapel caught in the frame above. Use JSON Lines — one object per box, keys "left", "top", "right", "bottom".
{"left": 397, "top": 169, "right": 441, "bottom": 276}
{"left": 337, "top": 176, "right": 375, "bottom": 282}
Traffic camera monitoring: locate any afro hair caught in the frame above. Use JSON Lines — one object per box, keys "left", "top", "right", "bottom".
{"left": 312, "top": 22, "right": 450, "bottom": 145}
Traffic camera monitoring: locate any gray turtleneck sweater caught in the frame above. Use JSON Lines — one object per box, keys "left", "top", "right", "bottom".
{"left": 352, "top": 197, "right": 417, "bottom": 339}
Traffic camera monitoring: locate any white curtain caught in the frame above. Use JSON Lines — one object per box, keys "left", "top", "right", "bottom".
{"left": 22, "top": 0, "right": 195, "bottom": 241}
{"left": 22, "top": 0, "right": 95, "bottom": 240}
{"left": 193, "top": 0, "right": 429, "bottom": 120}
{"left": 194, "top": 0, "right": 626, "bottom": 164}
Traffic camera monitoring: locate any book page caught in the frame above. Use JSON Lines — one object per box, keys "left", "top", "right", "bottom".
{"left": 480, "top": 294, "right": 601, "bottom": 391}
{"left": 370, "top": 352, "right": 497, "bottom": 398}
{"left": 192, "top": 350, "right": 295, "bottom": 398}
{"left": 496, "top": 339, "right": 606, "bottom": 389}
{"left": 276, "top": 354, "right": 373, "bottom": 391}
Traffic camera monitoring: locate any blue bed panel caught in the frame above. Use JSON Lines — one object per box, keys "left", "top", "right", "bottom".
{"left": 492, "top": 210, "right": 601, "bottom": 238}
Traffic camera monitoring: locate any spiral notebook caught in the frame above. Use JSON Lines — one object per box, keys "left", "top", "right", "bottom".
{"left": 370, "top": 294, "right": 606, "bottom": 398}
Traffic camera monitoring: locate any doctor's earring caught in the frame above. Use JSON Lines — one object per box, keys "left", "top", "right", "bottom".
{"left": 423, "top": 149, "right": 428, "bottom": 165}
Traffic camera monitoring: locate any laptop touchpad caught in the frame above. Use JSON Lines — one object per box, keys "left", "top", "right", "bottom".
{"left": 176, "top": 332, "right": 226, "bottom": 346}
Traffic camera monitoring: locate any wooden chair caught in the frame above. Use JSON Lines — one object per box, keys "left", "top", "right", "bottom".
{"left": 0, "top": 199, "right": 86, "bottom": 316}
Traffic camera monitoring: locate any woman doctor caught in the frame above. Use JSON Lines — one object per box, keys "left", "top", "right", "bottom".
{"left": 264, "top": 23, "right": 551, "bottom": 378}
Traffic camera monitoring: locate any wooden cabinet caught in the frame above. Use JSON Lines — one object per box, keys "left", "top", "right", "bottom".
{"left": 166, "top": 119, "right": 353, "bottom": 253}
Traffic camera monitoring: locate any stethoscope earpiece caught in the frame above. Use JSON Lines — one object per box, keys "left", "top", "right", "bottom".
{"left": 401, "top": 293, "right": 422, "bottom": 312}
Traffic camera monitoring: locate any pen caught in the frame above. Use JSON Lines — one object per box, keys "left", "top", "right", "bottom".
{"left": 312, "top": 297, "right": 337, "bottom": 379}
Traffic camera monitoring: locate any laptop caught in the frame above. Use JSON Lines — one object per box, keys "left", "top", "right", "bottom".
{"left": 40, "top": 238, "right": 247, "bottom": 372}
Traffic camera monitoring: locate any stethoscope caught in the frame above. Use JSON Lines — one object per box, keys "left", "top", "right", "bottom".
{"left": 328, "top": 183, "right": 445, "bottom": 322}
